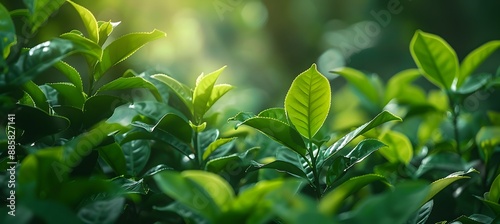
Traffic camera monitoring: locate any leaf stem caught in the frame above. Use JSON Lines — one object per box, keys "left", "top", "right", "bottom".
{"left": 308, "top": 141, "right": 322, "bottom": 199}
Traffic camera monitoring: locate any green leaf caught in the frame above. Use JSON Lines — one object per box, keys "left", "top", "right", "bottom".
{"left": 60, "top": 32, "right": 102, "bottom": 60}
{"left": 410, "top": 30, "right": 459, "bottom": 90}
{"left": 192, "top": 66, "right": 226, "bottom": 123}
{"left": 95, "top": 29, "right": 166, "bottom": 81}
{"left": 285, "top": 64, "right": 331, "bottom": 139}
{"left": 456, "top": 73, "right": 492, "bottom": 95}
{"left": 153, "top": 170, "right": 220, "bottom": 221}
{"left": 423, "top": 168, "right": 476, "bottom": 203}
{"left": 487, "top": 173, "right": 500, "bottom": 203}
{"left": 182, "top": 170, "right": 235, "bottom": 210}
{"left": 248, "top": 160, "right": 308, "bottom": 179}
{"left": 384, "top": 69, "right": 422, "bottom": 104}
{"left": 53, "top": 61, "right": 83, "bottom": 92}
{"left": 122, "top": 140, "right": 151, "bottom": 177}
{"left": 154, "top": 113, "right": 193, "bottom": 143}
{"left": 203, "top": 137, "right": 237, "bottom": 160}
{"left": 205, "top": 147, "right": 258, "bottom": 173}
{"left": 83, "top": 95, "right": 128, "bottom": 128}
{"left": 23, "top": 0, "right": 65, "bottom": 33}
{"left": 319, "top": 174, "right": 388, "bottom": 214}
{"left": 152, "top": 74, "right": 193, "bottom": 112}
{"left": 476, "top": 126, "right": 500, "bottom": 164}
{"left": 95, "top": 76, "right": 162, "bottom": 101}
{"left": 332, "top": 67, "right": 380, "bottom": 107}
{"left": 3, "top": 38, "right": 99, "bottom": 88}
{"left": 407, "top": 200, "right": 434, "bottom": 224}
{"left": 0, "top": 4, "right": 16, "bottom": 59}
{"left": 67, "top": 0, "right": 99, "bottom": 43}
{"left": 13, "top": 104, "right": 70, "bottom": 143}
{"left": 97, "top": 20, "right": 120, "bottom": 46}
{"left": 476, "top": 197, "right": 500, "bottom": 216}
{"left": 414, "top": 152, "right": 469, "bottom": 178}
{"left": 458, "top": 40, "right": 500, "bottom": 87}
{"left": 47, "top": 82, "right": 86, "bottom": 109}
{"left": 322, "top": 110, "right": 401, "bottom": 163}
{"left": 339, "top": 182, "right": 429, "bottom": 224}
{"left": 258, "top": 108, "right": 289, "bottom": 124}
{"left": 22, "top": 81, "right": 49, "bottom": 112}
{"left": 327, "top": 139, "right": 386, "bottom": 183}
{"left": 97, "top": 143, "right": 127, "bottom": 176}
{"left": 378, "top": 130, "right": 413, "bottom": 164}
{"left": 230, "top": 116, "right": 307, "bottom": 156}
{"left": 78, "top": 197, "right": 125, "bottom": 224}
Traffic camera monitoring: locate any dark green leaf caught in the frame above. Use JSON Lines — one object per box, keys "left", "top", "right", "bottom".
{"left": 22, "top": 81, "right": 49, "bottom": 112}
{"left": 322, "top": 110, "right": 401, "bottom": 163}
{"left": 78, "top": 197, "right": 125, "bottom": 224}
{"left": 423, "top": 168, "right": 476, "bottom": 203}
{"left": 338, "top": 182, "right": 429, "bottom": 224}
{"left": 53, "top": 61, "right": 83, "bottom": 92}
{"left": 154, "top": 113, "right": 192, "bottom": 143}
{"left": 456, "top": 73, "right": 492, "bottom": 95}
{"left": 328, "top": 139, "right": 386, "bottom": 183}
{"left": 47, "top": 82, "right": 86, "bottom": 109}
{"left": 248, "top": 160, "right": 308, "bottom": 179}
{"left": 98, "top": 143, "right": 127, "bottom": 176}
{"left": 23, "top": 0, "right": 65, "bottom": 33}
{"left": 83, "top": 95, "right": 128, "bottom": 128}
{"left": 60, "top": 32, "right": 102, "bottom": 60}
{"left": 12, "top": 104, "right": 70, "bottom": 143}
{"left": 230, "top": 116, "right": 307, "bottom": 156}
{"left": 122, "top": 140, "right": 151, "bottom": 177}
{"left": 407, "top": 200, "right": 433, "bottom": 224}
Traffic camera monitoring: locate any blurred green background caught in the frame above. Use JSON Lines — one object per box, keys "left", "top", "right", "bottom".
{"left": 4, "top": 0, "right": 500, "bottom": 117}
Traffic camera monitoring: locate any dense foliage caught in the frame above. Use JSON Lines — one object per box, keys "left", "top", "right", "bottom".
{"left": 1, "top": 1, "right": 500, "bottom": 223}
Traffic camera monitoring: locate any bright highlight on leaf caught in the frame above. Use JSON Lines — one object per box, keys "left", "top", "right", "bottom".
{"left": 285, "top": 64, "right": 331, "bottom": 139}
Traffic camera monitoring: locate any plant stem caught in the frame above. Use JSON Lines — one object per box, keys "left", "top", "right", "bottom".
{"left": 308, "top": 141, "right": 322, "bottom": 199}
{"left": 451, "top": 105, "right": 461, "bottom": 155}
{"left": 193, "top": 130, "right": 201, "bottom": 168}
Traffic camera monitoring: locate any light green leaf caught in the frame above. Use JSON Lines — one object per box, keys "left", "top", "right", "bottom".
{"left": 95, "top": 29, "right": 166, "bottom": 81}
{"left": 60, "top": 32, "right": 102, "bottom": 60}
{"left": 322, "top": 110, "right": 401, "bottom": 163}
{"left": 53, "top": 61, "right": 83, "bottom": 92}
{"left": 258, "top": 108, "right": 289, "bottom": 124}
{"left": 192, "top": 66, "right": 226, "bottom": 123}
{"left": 98, "top": 20, "right": 120, "bottom": 46}
{"left": 384, "top": 69, "right": 421, "bottom": 104}
{"left": 248, "top": 160, "right": 308, "bottom": 179}
{"left": 0, "top": 4, "right": 16, "bottom": 59}
{"left": 319, "top": 174, "right": 388, "bottom": 214}
{"left": 203, "top": 137, "right": 237, "bottom": 160}
{"left": 153, "top": 170, "right": 220, "bottom": 221}
{"left": 476, "top": 126, "right": 500, "bottom": 164}
{"left": 182, "top": 170, "right": 235, "bottom": 210}
{"left": 487, "top": 173, "right": 500, "bottom": 203}
{"left": 423, "top": 168, "right": 476, "bottom": 203}
{"left": 208, "top": 84, "right": 233, "bottom": 110}
{"left": 22, "top": 81, "right": 49, "bottom": 112}
{"left": 229, "top": 116, "right": 307, "bottom": 156}
{"left": 332, "top": 67, "right": 380, "bottom": 107}
{"left": 410, "top": 30, "right": 459, "bottom": 90}
{"left": 95, "top": 76, "right": 162, "bottom": 101}
{"left": 67, "top": 0, "right": 99, "bottom": 43}
{"left": 285, "top": 64, "right": 331, "bottom": 139}
{"left": 458, "top": 40, "right": 500, "bottom": 87}
{"left": 379, "top": 130, "right": 413, "bottom": 164}
{"left": 152, "top": 73, "right": 193, "bottom": 113}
